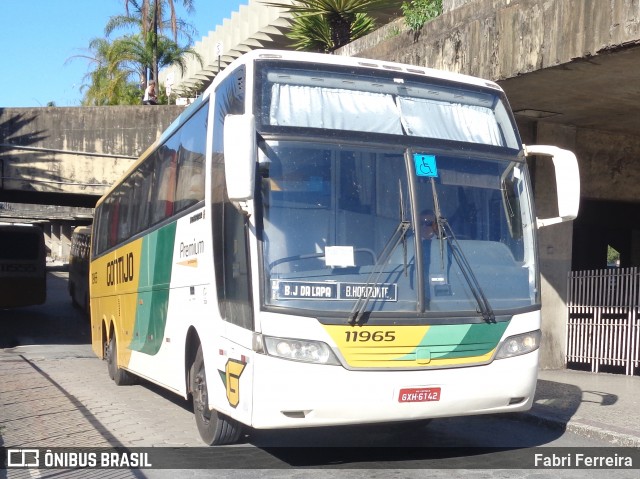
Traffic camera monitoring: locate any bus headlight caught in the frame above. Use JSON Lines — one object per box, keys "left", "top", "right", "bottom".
{"left": 495, "top": 330, "right": 541, "bottom": 359}
{"left": 259, "top": 335, "right": 340, "bottom": 365}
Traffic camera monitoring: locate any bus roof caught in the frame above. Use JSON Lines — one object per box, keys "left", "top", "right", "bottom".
{"left": 217, "top": 49, "right": 504, "bottom": 93}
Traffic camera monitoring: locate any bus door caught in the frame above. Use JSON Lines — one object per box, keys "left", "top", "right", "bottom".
{"left": 214, "top": 200, "right": 255, "bottom": 425}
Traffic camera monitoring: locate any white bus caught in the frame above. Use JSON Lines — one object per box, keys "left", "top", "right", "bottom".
{"left": 90, "top": 50, "right": 579, "bottom": 445}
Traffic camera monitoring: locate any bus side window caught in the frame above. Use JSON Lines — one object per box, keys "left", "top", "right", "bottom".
{"left": 93, "top": 210, "right": 102, "bottom": 256}
{"left": 150, "top": 147, "right": 178, "bottom": 225}
{"left": 116, "top": 179, "right": 134, "bottom": 243}
{"left": 175, "top": 106, "right": 207, "bottom": 212}
{"left": 100, "top": 196, "right": 117, "bottom": 251}
{"left": 175, "top": 150, "right": 204, "bottom": 211}
{"left": 132, "top": 163, "right": 154, "bottom": 234}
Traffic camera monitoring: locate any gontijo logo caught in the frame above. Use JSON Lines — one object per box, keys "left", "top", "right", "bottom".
{"left": 106, "top": 252, "right": 134, "bottom": 286}
{"left": 218, "top": 359, "right": 247, "bottom": 408}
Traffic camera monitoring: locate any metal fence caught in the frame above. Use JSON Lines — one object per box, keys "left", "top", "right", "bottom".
{"left": 566, "top": 267, "right": 640, "bottom": 375}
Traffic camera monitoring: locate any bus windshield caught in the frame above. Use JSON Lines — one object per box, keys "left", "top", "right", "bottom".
{"left": 259, "top": 141, "right": 537, "bottom": 317}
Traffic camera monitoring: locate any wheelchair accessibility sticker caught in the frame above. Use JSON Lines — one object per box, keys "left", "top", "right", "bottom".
{"left": 414, "top": 153, "right": 438, "bottom": 178}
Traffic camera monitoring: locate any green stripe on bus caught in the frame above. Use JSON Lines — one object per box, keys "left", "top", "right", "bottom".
{"left": 398, "top": 321, "right": 509, "bottom": 361}
{"left": 130, "top": 223, "right": 177, "bottom": 355}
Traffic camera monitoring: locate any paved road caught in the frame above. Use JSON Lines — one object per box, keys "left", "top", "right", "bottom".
{"left": 1, "top": 270, "right": 638, "bottom": 478}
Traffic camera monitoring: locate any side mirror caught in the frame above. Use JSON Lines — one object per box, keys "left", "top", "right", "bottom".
{"left": 524, "top": 144, "right": 580, "bottom": 228}
{"left": 223, "top": 114, "right": 256, "bottom": 202}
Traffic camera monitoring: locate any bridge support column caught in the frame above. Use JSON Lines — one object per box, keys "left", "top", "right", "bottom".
{"left": 531, "top": 123, "right": 577, "bottom": 370}
{"left": 43, "top": 223, "right": 52, "bottom": 259}
{"left": 51, "top": 223, "right": 61, "bottom": 261}
{"left": 60, "top": 224, "right": 71, "bottom": 262}
{"left": 46, "top": 222, "right": 72, "bottom": 263}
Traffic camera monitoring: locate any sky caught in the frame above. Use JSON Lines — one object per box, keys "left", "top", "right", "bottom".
{"left": 0, "top": 0, "right": 248, "bottom": 108}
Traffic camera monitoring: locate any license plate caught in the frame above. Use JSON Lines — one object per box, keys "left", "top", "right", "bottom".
{"left": 398, "top": 387, "right": 441, "bottom": 403}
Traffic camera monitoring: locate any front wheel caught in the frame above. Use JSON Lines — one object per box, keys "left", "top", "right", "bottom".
{"left": 191, "top": 345, "right": 242, "bottom": 445}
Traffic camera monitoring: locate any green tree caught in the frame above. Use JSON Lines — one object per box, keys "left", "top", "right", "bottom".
{"left": 401, "top": 0, "right": 442, "bottom": 32}
{"left": 265, "top": 0, "right": 402, "bottom": 52}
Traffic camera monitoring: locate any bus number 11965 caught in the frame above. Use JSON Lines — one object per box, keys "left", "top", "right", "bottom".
{"left": 345, "top": 330, "right": 396, "bottom": 342}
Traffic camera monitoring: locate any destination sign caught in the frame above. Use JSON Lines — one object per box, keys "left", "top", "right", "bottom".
{"left": 274, "top": 281, "right": 338, "bottom": 299}
{"left": 340, "top": 283, "right": 397, "bottom": 301}
{"left": 272, "top": 281, "right": 397, "bottom": 301}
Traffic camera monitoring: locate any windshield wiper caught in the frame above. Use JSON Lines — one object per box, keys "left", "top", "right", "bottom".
{"left": 348, "top": 219, "right": 410, "bottom": 325}
{"left": 430, "top": 178, "right": 495, "bottom": 323}
{"left": 349, "top": 181, "right": 410, "bottom": 325}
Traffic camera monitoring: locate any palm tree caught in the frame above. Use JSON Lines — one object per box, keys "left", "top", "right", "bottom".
{"left": 110, "top": 0, "right": 196, "bottom": 84}
{"left": 119, "top": 32, "right": 202, "bottom": 86}
{"left": 72, "top": 33, "right": 200, "bottom": 105}
{"left": 286, "top": 11, "right": 375, "bottom": 52}
{"left": 72, "top": 37, "right": 137, "bottom": 105}
{"left": 264, "top": 0, "right": 402, "bottom": 52}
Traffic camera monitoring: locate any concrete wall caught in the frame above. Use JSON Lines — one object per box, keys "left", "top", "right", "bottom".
{"left": 575, "top": 128, "right": 640, "bottom": 203}
{"left": 339, "top": 0, "right": 640, "bottom": 81}
{"left": 0, "top": 106, "right": 185, "bottom": 199}
{"left": 443, "top": 0, "right": 475, "bottom": 13}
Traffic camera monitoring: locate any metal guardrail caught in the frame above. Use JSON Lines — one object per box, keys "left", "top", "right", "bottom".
{"left": 567, "top": 267, "right": 640, "bottom": 375}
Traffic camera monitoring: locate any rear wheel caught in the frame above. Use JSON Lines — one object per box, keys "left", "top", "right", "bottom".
{"left": 105, "top": 333, "right": 137, "bottom": 386}
{"left": 191, "top": 345, "right": 242, "bottom": 445}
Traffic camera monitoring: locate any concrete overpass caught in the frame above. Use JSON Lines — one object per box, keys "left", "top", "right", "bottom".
{"left": 0, "top": 106, "right": 184, "bottom": 260}
{"left": 0, "top": 106, "right": 184, "bottom": 208}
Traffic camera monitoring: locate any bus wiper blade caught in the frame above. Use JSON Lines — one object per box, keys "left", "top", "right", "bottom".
{"left": 348, "top": 219, "right": 411, "bottom": 325}
{"left": 440, "top": 218, "right": 495, "bottom": 323}
{"left": 430, "top": 177, "right": 494, "bottom": 323}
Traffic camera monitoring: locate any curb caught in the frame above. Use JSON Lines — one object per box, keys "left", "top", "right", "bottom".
{"left": 513, "top": 411, "right": 640, "bottom": 448}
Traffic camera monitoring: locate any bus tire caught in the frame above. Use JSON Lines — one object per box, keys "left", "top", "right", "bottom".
{"left": 191, "top": 345, "right": 242, "bottom": 445}
{"left": 106, "top": 333, "right": 137, "bottom": 386}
